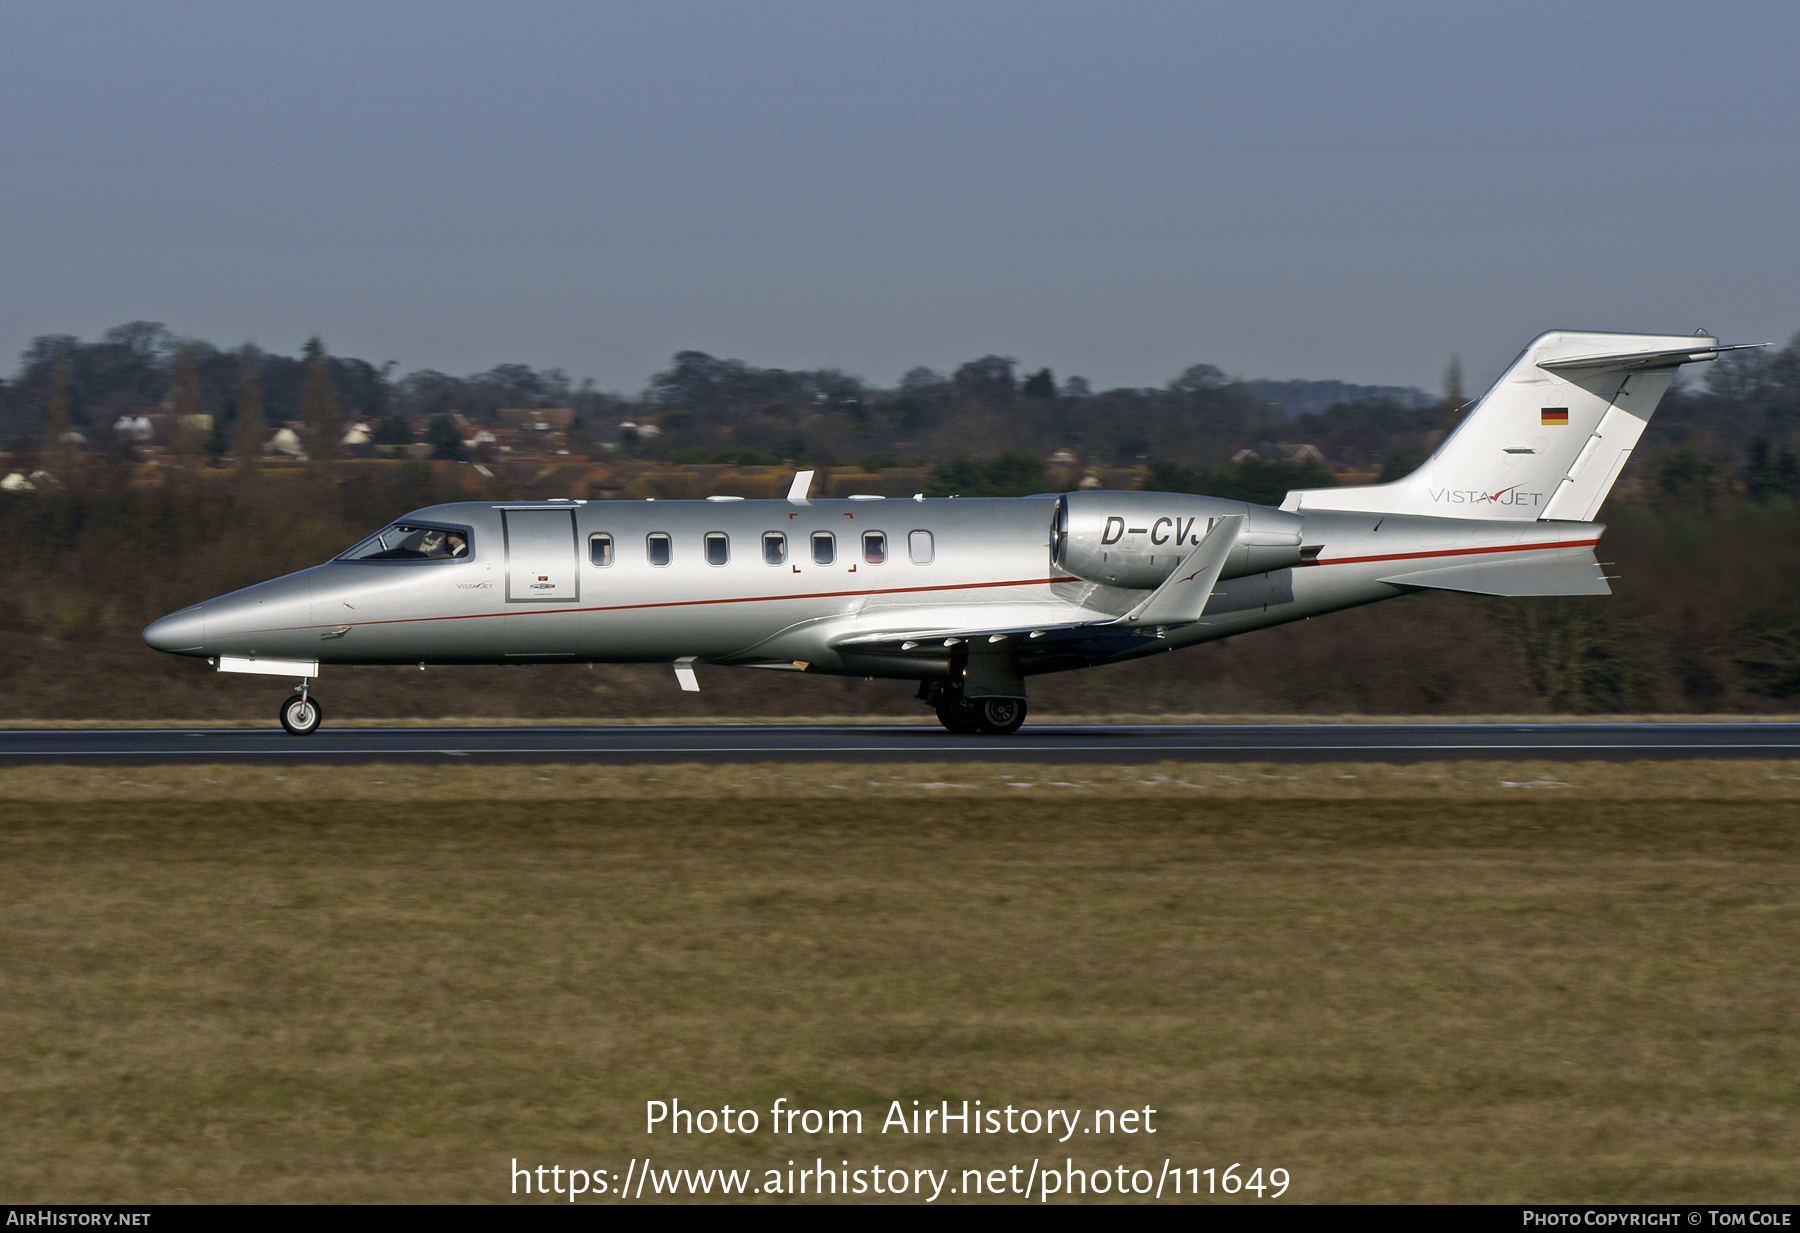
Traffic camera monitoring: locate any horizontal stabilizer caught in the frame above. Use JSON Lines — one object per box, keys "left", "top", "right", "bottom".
{"left": 1537, "top": 343, "right": 1762, "bottom": 374}
{"left": 1378, "top": 557, "right": 1611, "bottom": 597}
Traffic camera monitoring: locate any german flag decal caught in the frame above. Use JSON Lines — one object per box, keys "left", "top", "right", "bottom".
{"left": 1541, "top": 407, "right": 1570, "bottom": 425}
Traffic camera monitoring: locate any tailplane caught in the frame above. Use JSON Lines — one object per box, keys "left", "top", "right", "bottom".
{"left": 1281, "top": 330, "right": 1759, "bottom": 522}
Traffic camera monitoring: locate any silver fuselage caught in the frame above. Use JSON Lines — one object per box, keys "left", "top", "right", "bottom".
{"left": 142, "top": 492, "right": 1603, "bottom": 682}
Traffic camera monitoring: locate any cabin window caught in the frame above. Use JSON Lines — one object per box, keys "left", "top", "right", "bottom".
{"left": 811, "top": 532, "right": 835, "bottom": 565}
{"left": 762, "top": 532, "right": 787, "bottom": 565}
{"left": 647, "top": 533, "right": 672, "bottom": 566}
{"left": 589, "top": 533, "right": 613, "bottom": 567}
{"left": 704, "top": 532, "right": 729, "bottom": 566}
{"left": 909, "top": 530, "right": 934, "bottom": 565}
{"left": 862, "top": 531, "right": 886, "bottom": 564}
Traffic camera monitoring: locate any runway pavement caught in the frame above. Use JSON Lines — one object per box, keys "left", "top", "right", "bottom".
{"left": 3, "top": 722, "right": 1799, "bottom": 764}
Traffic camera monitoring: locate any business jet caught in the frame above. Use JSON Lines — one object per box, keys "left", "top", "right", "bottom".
{"left": 143, "top": 330, "right": 1753, "bottom": 735}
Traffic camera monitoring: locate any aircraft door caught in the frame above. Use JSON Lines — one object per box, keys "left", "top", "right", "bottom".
{"left": 504, "top": 509, "right": 580, "bottom": 603}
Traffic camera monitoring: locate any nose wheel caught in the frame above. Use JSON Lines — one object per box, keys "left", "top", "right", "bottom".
{"left": 279, "top": 691, "right": 323, "bottom": 736}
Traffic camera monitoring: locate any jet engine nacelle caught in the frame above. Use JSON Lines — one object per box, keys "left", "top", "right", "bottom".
{"left": 1054, "top": 491, "right": 1305, "bottom": 589}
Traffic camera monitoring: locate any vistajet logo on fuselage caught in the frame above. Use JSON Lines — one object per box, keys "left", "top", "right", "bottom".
{"left": 1429, "top": 485, "right": 1545, "bottom": 508}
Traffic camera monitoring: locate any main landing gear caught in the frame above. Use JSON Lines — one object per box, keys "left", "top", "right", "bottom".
{"left": 922, "top": 682, "right": 1027, "bottom": 736}
{"left": 279, "top": 682, "right": 323, "bottom": 736}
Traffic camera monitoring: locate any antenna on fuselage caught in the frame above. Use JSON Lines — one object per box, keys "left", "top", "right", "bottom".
{"left": 787, "top": 470, "right": 814, "bottom": 505}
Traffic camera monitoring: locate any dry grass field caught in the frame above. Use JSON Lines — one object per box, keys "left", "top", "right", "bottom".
{"left": 2, "top": 760, "right": 1797, "bottom": 1204}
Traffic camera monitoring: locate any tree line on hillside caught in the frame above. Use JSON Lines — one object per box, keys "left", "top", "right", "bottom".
{"left": 1, "top": 324, "right": 1797, "bottom": 716}
{"left": 2, "top": 322, "right": 1797, "bottom": 506}
{"left": 0, "top": 467, "right": 1795, "bottom": 717}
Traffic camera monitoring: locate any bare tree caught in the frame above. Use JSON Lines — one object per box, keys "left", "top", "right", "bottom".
{"left": 300, "top": 336, "right": 340, "bottom": 478}
{"left": 1488, "top": 598, "right": 1649, "bottom": 713}
{"left": 1435, "top": 352, "right": 1469, "bottom": 444}
{"left": 232, "top": 345, "right": 265, "bottom": 481}
{"left": 44, "top": 352, "right": 74, "bottom": 472}
{"left": 169, "top": 344, "right": 205, "bottom": 463}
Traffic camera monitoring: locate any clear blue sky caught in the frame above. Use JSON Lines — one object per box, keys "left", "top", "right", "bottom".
{"left": 3, "top": 1, "right": 1795, "bottom": 394}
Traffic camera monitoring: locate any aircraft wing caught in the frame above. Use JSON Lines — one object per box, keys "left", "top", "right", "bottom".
{"left": 1377, "top": 555, "right": 1612, "bottom": 596}
{"left": 1117, "top": 514, "right": 1243, "bottom": 626}
{"left": 831, "top": 516, "right": 1250, "bottom": 657}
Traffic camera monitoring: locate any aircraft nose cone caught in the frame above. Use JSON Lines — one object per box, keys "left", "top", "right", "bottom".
{"left": 143, "top": 605, "right": 206, "bottom": 654}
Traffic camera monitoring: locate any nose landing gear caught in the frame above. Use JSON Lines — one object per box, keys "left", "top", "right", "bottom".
{"left": 279, "top": 681, "right": 323, "bottom": 736}
{"left": 212, "top": 658, "right": 324, "bottom": 736}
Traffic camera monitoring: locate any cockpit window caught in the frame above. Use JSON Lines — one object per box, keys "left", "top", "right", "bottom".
{"left": 339, "top": 523, "right": 472, "bottom": 561}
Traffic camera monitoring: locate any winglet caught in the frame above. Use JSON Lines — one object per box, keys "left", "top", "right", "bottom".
{"left": 673, "top": 657, "right": 700, "bottom": 691}
{"left": 787, "top": 470, "right": 814, "bottom": 504}
{"left": 1117, "top": 514, "right": 1243, "bottom": 627}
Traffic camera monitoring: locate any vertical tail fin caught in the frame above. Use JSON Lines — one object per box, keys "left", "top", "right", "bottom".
{"left": 1281, "top": 331, "right": 1758, "bottom": 521}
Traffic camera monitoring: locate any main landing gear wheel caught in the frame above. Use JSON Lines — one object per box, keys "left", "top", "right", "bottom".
{"left": 973, "top": 696, "right": 1027, "bottom": 735}
{"left": 924, "top": 680, "right": 1026, "bottom": 736}
{"left": 934, "top": 697, "right": 982, "bottom": 735}
{"left": 932, "top": 693, "right": 1027, "bottom": 735}
{"left": 279, "top": 693, "right": 323, "bottom": 736}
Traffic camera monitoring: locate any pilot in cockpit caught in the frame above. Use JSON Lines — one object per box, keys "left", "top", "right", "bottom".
{"left": 412, "top": 529, "right": 469, "bottom": 559}
{"left": 342, "top": 524, "right": 469, "bottom": 561}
